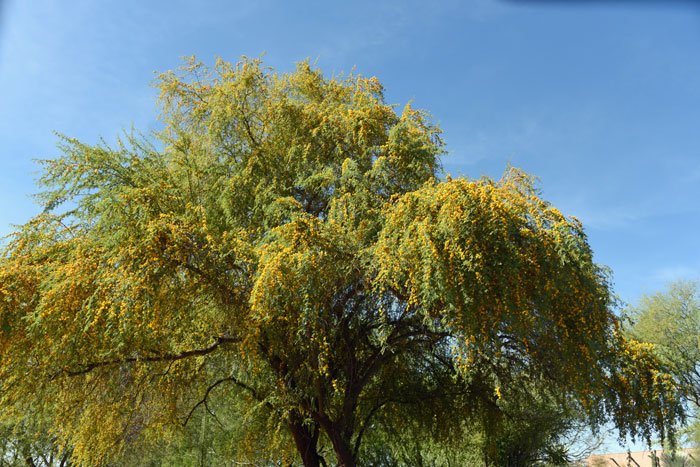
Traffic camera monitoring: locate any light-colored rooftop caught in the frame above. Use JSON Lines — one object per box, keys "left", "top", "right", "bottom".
{"left": 586, "top": 448, "right": 697, "bottom": 467}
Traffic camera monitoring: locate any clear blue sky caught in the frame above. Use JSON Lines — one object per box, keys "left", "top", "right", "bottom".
{"left": 1, "top": 0, "right": 699, "bottom": 453}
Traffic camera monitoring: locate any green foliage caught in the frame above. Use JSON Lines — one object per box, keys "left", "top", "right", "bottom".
{"left": 476, "top": 395, "right": 575, "bottom": 466}
{"left": 0, "top": 414, "right": 71, "bottom": 467}
{"left": 659, "top": 451, "right": 700, "bottom": 467}
{"left": 0, "top": 57, "right": 684, "bottom": 466}
{"left": 349, "top": 385, "right": 596, "bottom": 467}
{"left": 627, "top": 280, "right": 700, "bottom": 443}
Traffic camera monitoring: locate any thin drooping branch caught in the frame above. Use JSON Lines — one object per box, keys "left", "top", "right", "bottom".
{"left": 239, "top": 110, "right": 260, "bottom": 149}
{"left": 55, "top": 335, "right": 240, "bottom": 378}
{"left": 183, "top": 376, "right": 236, "bottom": 426}
{"left": 353, "top": 399, "right": 389, "bottom": 458}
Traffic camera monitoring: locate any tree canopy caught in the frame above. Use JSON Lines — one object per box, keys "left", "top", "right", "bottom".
{"left": 0, "top": 57, "right": 683, "bottom": 466}
{"left": 627, "top": 280, "right": 700, "bottom": 446}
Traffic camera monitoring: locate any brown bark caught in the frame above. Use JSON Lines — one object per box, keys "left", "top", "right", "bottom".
{"left": 288, "top": 412, "right": 323, "bottom": 467}
{"left": 315, "top": 414, "right": 356, "bottom": 467}
{"left": 326, "top": 428, "right": 356, "bottom": 467}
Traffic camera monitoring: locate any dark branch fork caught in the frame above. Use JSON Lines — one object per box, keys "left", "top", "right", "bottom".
{"left": 183, "top": 368, "right": 278, "bottom": 428}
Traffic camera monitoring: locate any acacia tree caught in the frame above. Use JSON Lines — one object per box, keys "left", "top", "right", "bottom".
{"left": 627, "top": 280, "right": 700, "bottom": 445}
{"left": 0, "top": 57, "right": 683, "bottom": 466}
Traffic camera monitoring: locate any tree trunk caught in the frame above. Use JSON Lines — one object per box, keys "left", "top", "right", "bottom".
{"left": 288, "top": 413, "right": 323, "bottom": 467}
{"left": 326, "top": 427, "right": 356, "bottom": 467}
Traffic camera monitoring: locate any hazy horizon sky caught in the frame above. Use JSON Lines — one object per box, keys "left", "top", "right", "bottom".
{"left": 1, "top": 0, "right": 699, "bottom": 453}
